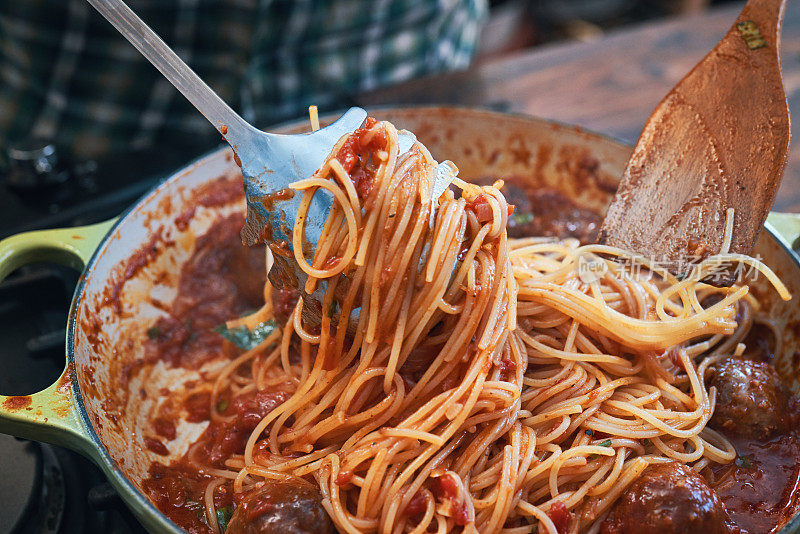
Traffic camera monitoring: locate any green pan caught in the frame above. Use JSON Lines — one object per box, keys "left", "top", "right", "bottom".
{"left": 1, "top": 107, "right": 800, "bottom": 532}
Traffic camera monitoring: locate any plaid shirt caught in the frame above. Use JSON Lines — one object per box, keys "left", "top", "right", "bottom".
{"left": 0, "top": 0, "right": 486, "bottom": 161}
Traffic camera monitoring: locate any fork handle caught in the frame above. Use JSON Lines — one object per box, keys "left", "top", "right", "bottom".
{"left": 86, "top": 0, "right": 255, "bottom": 139}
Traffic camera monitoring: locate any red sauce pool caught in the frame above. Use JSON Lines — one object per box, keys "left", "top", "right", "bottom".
{"left": 473, "top": 177, "right": 604, "bottom": 244}
{"left": 142, "top": 214, "right": 265, "bottom": 370}
{"left": 711, "top": 433, "right": 800, "bottom": 533}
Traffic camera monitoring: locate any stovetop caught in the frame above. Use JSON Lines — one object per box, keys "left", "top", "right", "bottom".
{"left": 0, "top": 144, "right": 205, "bottom": 240}
{"left": 0, "top": 139, "right": 214, "bottom": 534}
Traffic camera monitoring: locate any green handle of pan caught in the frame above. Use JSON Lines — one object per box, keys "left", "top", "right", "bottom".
{"left": 767, "top": 212, "right": 800, "bottom": 255}
{"left": 0, "top": 219, "right": 115, "bottom": 456}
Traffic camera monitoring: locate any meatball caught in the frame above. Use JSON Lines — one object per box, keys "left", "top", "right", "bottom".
{"left": 709, "top": 358, "right": 790, "bottom": 440}
{"left": 226, "top": 479, "right": 334, "bottom": 534}
{"left": 472, "top": 178, "right": 603, "bottom": 243}
{"left": 271, "top": 286, "right": 300, "bottom": 325}
{"left": 600, "top": 462, "right": 736, "bottom": 534}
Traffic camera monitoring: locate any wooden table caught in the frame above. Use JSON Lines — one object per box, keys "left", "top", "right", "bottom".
{"left": 358, "top": 1, "right": 800, "bottom": 213}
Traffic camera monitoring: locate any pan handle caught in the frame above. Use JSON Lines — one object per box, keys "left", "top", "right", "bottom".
{"left": 766, "top": 212, "right": 800, "bottom": 256}
{"left": 0, "top": 219, "right": 115, "bottom": 455}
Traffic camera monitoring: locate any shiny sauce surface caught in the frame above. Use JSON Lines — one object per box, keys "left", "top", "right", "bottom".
{"left": 710, "top": 433, "right": 800, "bottom": 533}
{"left": 705, "top": 333, "right": 800, "bottom": 534}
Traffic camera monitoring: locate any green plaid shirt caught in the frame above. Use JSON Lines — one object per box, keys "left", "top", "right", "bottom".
{"left": 0, "top": 0, "right": 486, "bottom": 161}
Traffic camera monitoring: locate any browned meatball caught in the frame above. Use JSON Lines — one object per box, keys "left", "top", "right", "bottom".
{"left": 600, "top": 462, "right": 736, "bottom": 534}
{"left": 709, "top": 358, "right": 790, "bottom": 440}
{"left": 226, "top": 479, "right": 334, "bottom": 534}
{"left": 471, "top": 178, "right": 602, "bottom": 243}
{"left": 271, "top": 286, "right": 300, "bottom": 325}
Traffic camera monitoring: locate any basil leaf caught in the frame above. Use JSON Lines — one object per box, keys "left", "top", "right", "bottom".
{"left": 217, "top": 398, "right": 229, "bottom": 413}
{"left": 599, "top": 439, "right": 612, "bottom": 447}
{"left": 184, "top": 499, "right": 203, "bottom": 512}
{"left": 146, "top": 326, "right": 162, "bottom": 339}
{"left": 328, "top": 300, "right": 340, "bottom": 317}
{"left": 216, "top": 505, "right": 233, "bottom": 532}
{"left": 510, "top": 212, "right": 534, "bottom": 225}
{"left": 214, "top": 319, "right": 277, "bottom": 350}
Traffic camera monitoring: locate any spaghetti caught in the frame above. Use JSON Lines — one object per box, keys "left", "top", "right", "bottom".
{"left": 163, "top": 118, "right": 792, "bottom": 533}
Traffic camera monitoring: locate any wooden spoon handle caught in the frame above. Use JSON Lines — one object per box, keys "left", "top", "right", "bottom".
{"left": 598, "top": 0, "right": 790, "bottom": 282}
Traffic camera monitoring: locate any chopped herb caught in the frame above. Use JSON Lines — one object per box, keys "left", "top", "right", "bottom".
{"left": 676, "top": 272, "right": 688, "bottom": 281}
{"left": 184, "top": 499, "right": 203, "bottom": 512}
{"left": 217, "top": 398, "right": 229, "bottom": 413}
{"left": 643, "top": 438, "right": 651, "bottom": 446}
{"left": 735, "top": 455, "right": 752, "bottom": 468}
{"left": 216, "top": 505, "right": 233, "bottom": 532}
{"left": 328, "top": 300, "right": 340, "bottom": 317}
{"left": 146, "top": 326, "right": 162, "bottom": 339}
{"left": 510, "top": 212, "right": 534, "bottom": 226}
{"left": 584, "top": 429, "right": 593, "bottom": 436}
{"left": 599, "top": 439, "right": 612, "bottom": 447}
{"left": 587, "top": 454, "right": 598, "bottom": 461}
{"left": 214, "top": 319, "right": 277, "bottom": 350}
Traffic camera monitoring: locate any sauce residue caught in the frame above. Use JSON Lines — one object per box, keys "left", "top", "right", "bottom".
{"left": 142, "top": 215, "right": 265, "bottom": 370}
{"left": 134, "top": 173, "right": 800, "bottom": 533}
{"left": 2, "top": 395, "right": 31, "bottom": 411}
{"left": 474, "top": 177, "right": 603, "bottom": 244}
{"left": 174, "top": 175, "right": 245, "bottom": 231}
{"left": 335, "top": 116, "right": 386, "bottom": 202}
{"left": 105, "top": 227, "right": 173, "bottom": 313}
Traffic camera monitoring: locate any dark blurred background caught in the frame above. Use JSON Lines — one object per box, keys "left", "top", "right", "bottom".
{"left": 476, "top": 0, "right": 740, "bottom": 61}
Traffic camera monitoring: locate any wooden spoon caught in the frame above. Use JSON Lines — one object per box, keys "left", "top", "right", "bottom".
{"left": 598, "top": 0, "right": 790, "bottom": 283}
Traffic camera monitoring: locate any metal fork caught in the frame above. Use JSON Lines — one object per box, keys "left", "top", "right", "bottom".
{"left": 86, "top": 0, "right": 367, "bottom": 254}
{"left": 88, "top": 0, "right": 459, "bottom": 327}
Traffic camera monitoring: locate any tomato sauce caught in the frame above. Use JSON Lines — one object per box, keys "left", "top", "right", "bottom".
{"left": 703, "top": 329, "right": 800, "bottom": 533}
{"left": 405, "top": 491, "right": 428, "bottom": 517}
{"left": 710, "top": 427, "right": 800, "bottom": 533}
{"left": 334, "top": 116, "right": 386, "bottom": 202}
{"left": 431, "top": 474, "right": 469, "bottom": 526}
{"left": 473, "top": 177, "right": 603, "bottom": 244}
{"left": 547, "top": 501, "right": 571, "bottom": 534}
{"left": 143, "top": 389, "right": 290, "bottom": 532}
{"left": 143, "top": 214, "right": 265, "bottom": 369}
{"left": 742, "top": 322, "right": 778, "bottom": 363}
{"left": 140, "top": 216, "right": 290, "bottom": 533}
